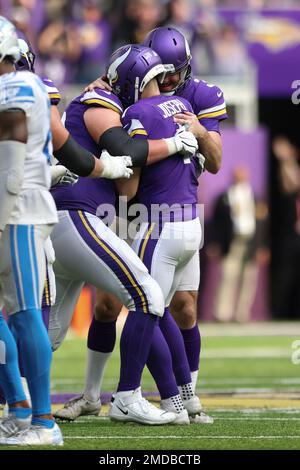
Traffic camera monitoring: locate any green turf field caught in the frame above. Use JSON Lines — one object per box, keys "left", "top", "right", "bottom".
{"left": 2, "top": 322, "right": 300, "bottom": 450}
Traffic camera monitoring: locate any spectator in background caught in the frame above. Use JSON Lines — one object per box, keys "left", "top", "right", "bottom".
{"left": 37, "top": 1, "right": 80, "bottom": 85}
{"left": 71, "top": 0, "right": 112, "bottom": 84}
{"left": 113, "top": 0, "right": 164, "bottom": 48}
{"left": 9, "top": 3, "right": 35, "bottom": 47}
{"left": 192, "top": 0, "right": 220, "bottom": 75}
{"left": 212, "top": 23, "right": 250, "bottom": 76}
{"left": 272, "top": 136, "right": 300, "bottom": 318}
{"left": 163, "top": 0, "right": 194, "bottom": 44}
{"left": 210, "top": 166, "right": 263, "bottom": 322}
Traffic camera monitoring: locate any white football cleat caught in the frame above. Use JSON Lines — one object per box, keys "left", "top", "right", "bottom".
{"left": 182, "top": 395, "right": 203, "bottom": 415}
{"left": 160, "top": 396, "right": 190, "bottom": 425}
{"left": 53, "top": 394, "right": 101, "bottom": 421}
{"left": 190, "top": 411, "right": 214, "bottom": 424}
{"left": 0, "top": 422, "right": 63, "bottom": 446}
{"left": 0, "top": 414, "right": 31, "bottom": 438}
{"left": 109, "top": 387, "right": 176, "bottom": 425}
{"left": 182, "top": 395, "right": 214, "bottom": 424}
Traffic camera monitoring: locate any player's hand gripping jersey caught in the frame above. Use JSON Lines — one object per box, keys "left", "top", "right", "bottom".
{"left": 0, "top": 70, "right": 57, "bottom": 225}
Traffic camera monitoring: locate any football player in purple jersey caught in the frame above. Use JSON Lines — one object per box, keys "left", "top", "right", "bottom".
{"left": 109, "top": 44, "right": 207, "bottom": 423}
{"left": 142, "top": 25, "right": 227, "bottom": 408}
{"left": 70, "top": 27, "right": 227, "bottom": 421}
{"left": 54, "top": 42, "right": 213, "bottom": 424}
{"left": 46, "top": 42, "right": 200, "bottom": 425}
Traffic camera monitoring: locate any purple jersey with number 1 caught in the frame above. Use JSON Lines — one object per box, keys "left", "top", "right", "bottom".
{"left": 51, "top": 88, "right": 123, "bottom": 215}
{"left": 122, "top": 95, "right": 198, "bottom": 217}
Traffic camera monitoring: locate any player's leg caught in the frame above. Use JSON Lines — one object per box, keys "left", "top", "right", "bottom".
{"left": 54, "top": 288, "right": 121, "bottom": 421}
{"left": 169, "top": 250, "right": 213, "bottom": 423}
{"left": 13, "top": 237, "right": 56, "bottom": 412}
{"left": 170, "top": 291, "right": 200, "bottom": 391}
{"left": 0, "top": 224, "right": 63, "bottom": 445}
{"left": 84, "top": 290, "right": 121, "bottom": 401}
{"left": 0, "top": 310, "right": 32, "bottom": 437}
{"left": 48, "top": 274, "right": 84, "bottom": 353}
{"left": 170, "top": 250, "right": 201, "bottom": 392}
{"left": 51, "top": 210, "right": 175, "bottom": 424}
{"left": 131, "top": 219, "right": 199, "bottom": 421}
{"left": 41, "top": 237, "right": 56, "bottom": 331}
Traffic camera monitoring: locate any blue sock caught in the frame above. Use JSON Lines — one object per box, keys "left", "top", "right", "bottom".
{"left": 32, "top": 417, "right": 54, "bottom": 429}
{"left": 9, "top": 308, "right": 52, "bottom": 416}
{"left": 0, "top": 311, "right": 27, "bottom": 404}
{"left": 9, "top": 406, "right": 32, "bottom": 419}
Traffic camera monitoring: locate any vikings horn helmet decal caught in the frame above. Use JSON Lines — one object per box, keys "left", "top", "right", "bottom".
{"left": 106, "top": 44, "right": 171, "bottom": 107}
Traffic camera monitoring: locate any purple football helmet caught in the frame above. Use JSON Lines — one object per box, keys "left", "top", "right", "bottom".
{"left": 106, "top": 44, "right": 169, "bottom": 107}
{"left": 16, "top": 38, "right": 35, "bottom": 72}
{"left": 142, "top": 27, "right": 192, "bottom": 94}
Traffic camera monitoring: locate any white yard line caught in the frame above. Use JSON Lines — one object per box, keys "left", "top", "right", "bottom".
{"left": 52, "top": 377, "right": 300, "bottom": 385}
{"left": 215, "top": 417, "right": 300, "bottom": 421}
{"left": 64, "top": 416, "right": 300, "bottom": 424}
{"left": 202, "top": 348, "right": 291, "bottom": 358}
{"left": 209, "top": 408, "right": 300, "bottom": 413}
{"left": 200, "top": 322, "right": 300, "bottom": 337}
{"left": 64, "top": 435, "right": 300, "bottom": 440}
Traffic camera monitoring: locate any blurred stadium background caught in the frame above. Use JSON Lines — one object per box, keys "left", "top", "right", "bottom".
{"left": 1, "top": 0, "right": 300, "bottom": 450}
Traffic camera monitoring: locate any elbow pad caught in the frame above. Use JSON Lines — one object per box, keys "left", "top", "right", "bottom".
{"left": 0, "top": 141, "right": 26, "bottom": 231}
{"left": 53, "top": 135, "right": 95, "bottom": 177}
{"left": 99, "top": 127, "right": 149, "bottom": 167}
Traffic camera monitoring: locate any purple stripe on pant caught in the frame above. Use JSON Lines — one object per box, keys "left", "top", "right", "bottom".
{"left": 69, "top": 210, "right": 149, "bottom": 313}
{"left": 139, "top": 222, "right": 163, "bottom": 271}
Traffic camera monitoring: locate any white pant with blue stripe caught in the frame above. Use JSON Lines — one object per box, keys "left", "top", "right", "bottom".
{"left": 0, "top": 224, "right": 53, "bottom": 315}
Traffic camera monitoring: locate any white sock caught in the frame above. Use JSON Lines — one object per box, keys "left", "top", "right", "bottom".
{"left": 191, "top": 370, "right": 199, "bottom": 394}
{"left": 161, "top": 395, "right": 185, "bottom": 413}
{"left": 83, "top": 349, "right": 111, "bottom": 402}
{"left": 179, "top": 382, "right": 194, "bottom": 401}
{"left": 21, "top": 376, "right": 31, "bottom": 406}
{"left": 3, "top": 377, "right": 31, "bottom": 418}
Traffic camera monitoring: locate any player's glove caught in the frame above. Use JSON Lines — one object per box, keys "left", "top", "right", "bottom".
{"left": 195, "top": 152, "right": 206, "bottom": 176}
{"left": 100, "top": 150, "right": 133, "bottom": 179}
{"left": 175, "top": 127, "right": 199, "bottom": 156}
{"left": 50, "top": 165, "right": 79, "bottom": 187}
{"left": 59, "top": 169, "right": 79, "bottom": 186}
{"left": 164, "top": 126, "right": 198, "bottom": 157}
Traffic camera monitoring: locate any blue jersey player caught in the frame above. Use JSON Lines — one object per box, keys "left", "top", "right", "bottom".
{"left": 0, "top": 16, "right": 63, "bottom": 445}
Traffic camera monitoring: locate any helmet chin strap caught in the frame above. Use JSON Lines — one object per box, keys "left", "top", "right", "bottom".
{"left": 161, "top": 89, "right": 176, "bottom": 96}
{"left": 134, "top": 76, "right": 140, "bottom": 103}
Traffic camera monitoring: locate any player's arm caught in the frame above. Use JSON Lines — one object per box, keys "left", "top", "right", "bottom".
{"left": 50, "top": 105, "right": 105, "bottom": 178}
{"left": 0, "top": 110, "right": 27, "bottom": 235}
{"left": 174, "top": 111, "right": 222, "bottom": 173}
{"left": 84, "top": 107, "right": 196, "bottom": 166}
{"left": 115, "top": 168, "right": 141, "bottom": 201}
